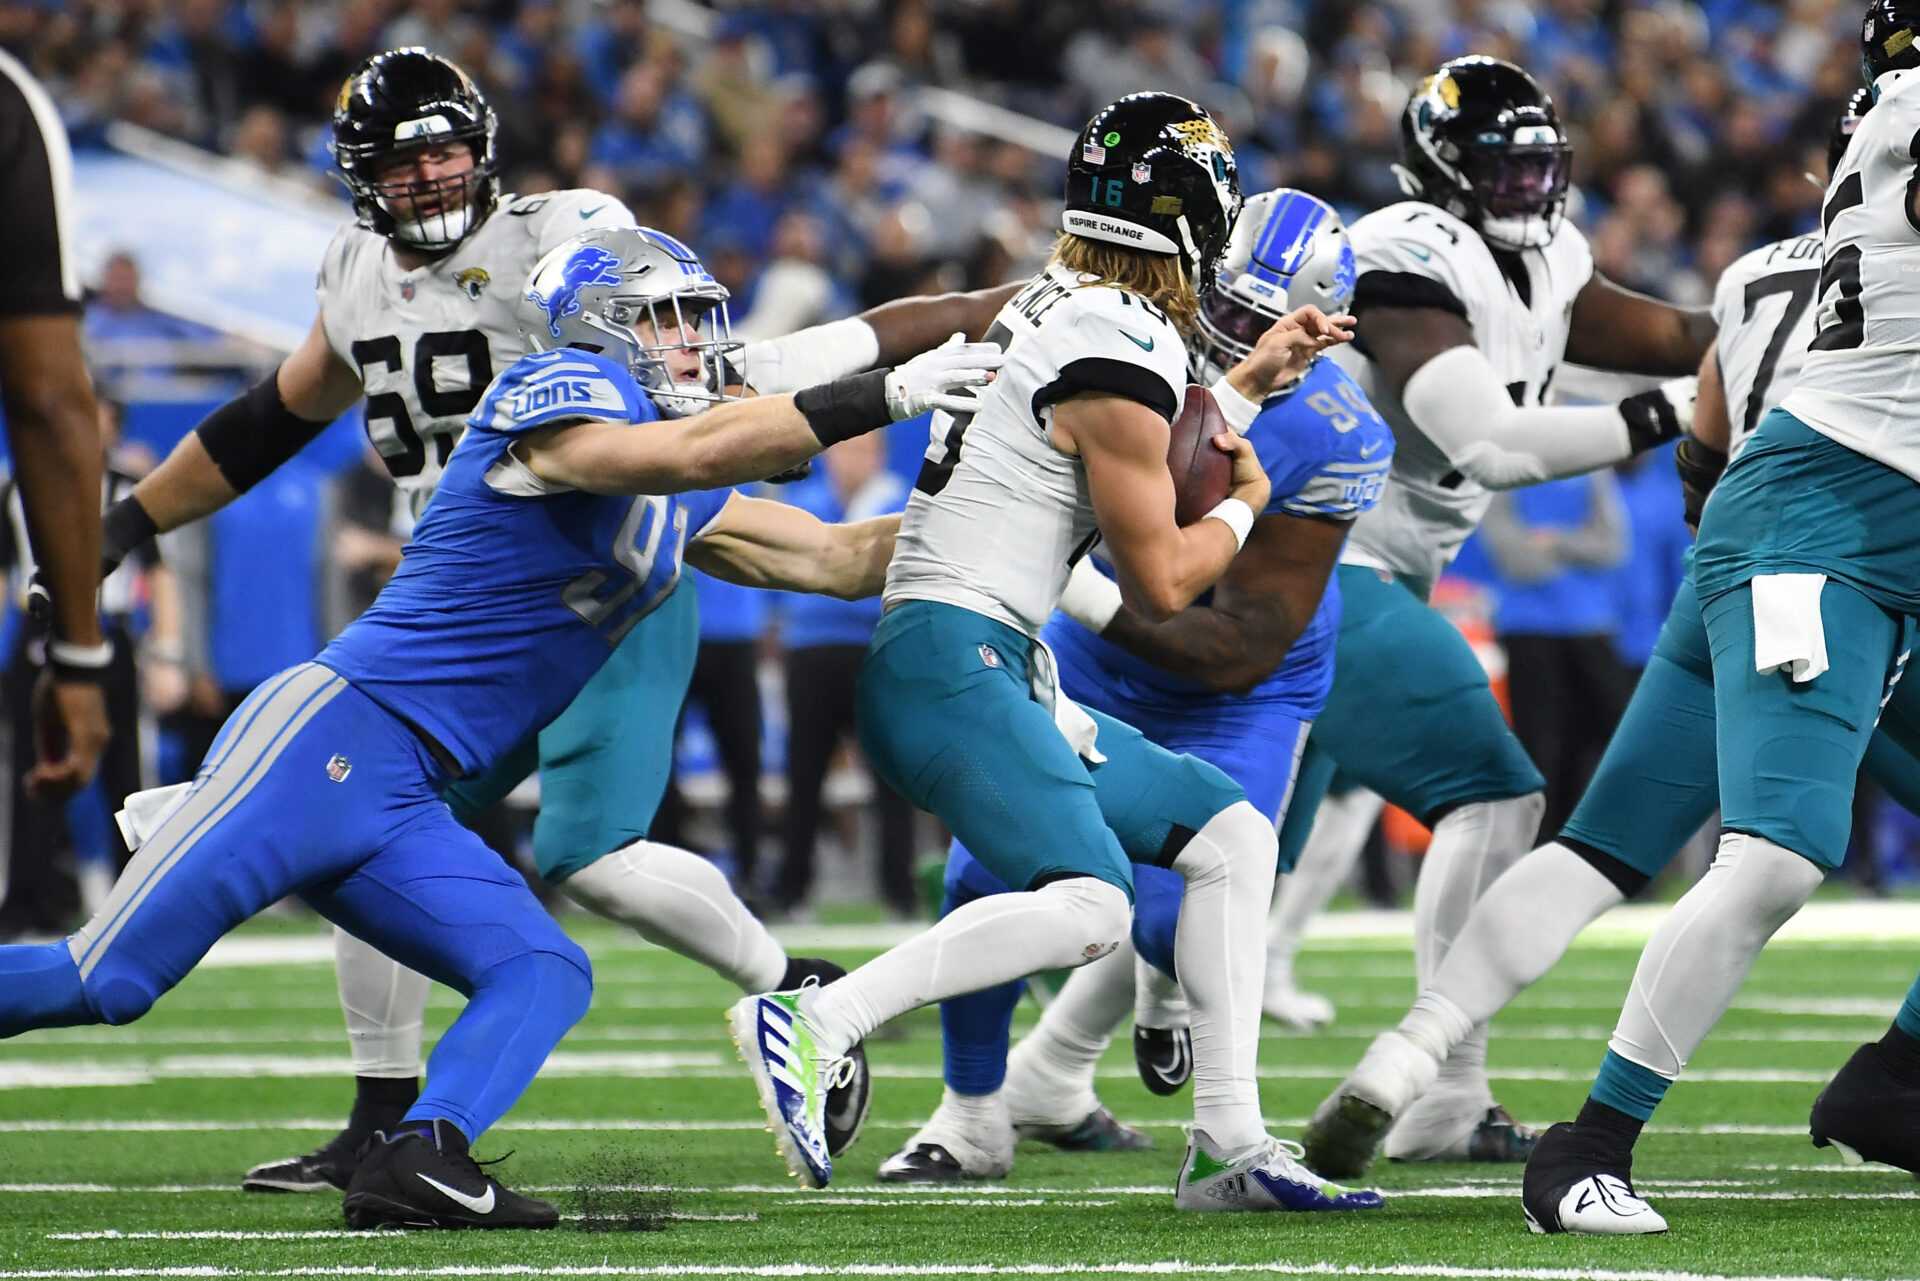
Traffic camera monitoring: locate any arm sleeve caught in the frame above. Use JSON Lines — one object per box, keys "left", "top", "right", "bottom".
{"left": 738, "top": 317, "right": 882, "bottom": 394}
{"left": 1400, "top": 344, "right": 1632, "bottom": 490}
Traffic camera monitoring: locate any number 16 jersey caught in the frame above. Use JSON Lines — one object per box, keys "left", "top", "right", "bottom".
{"left": 316, "top": 188, "right": 636, "bottom": 515}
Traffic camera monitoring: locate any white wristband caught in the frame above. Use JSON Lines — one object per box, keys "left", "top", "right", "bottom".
{"left": 1207, "top": 376, "right": 1262, "bottom": 433}
{"left": 1203, "top": 497, "right": 1256, "bottom": 550}
{"left": 1056, "top": 555, "right": 1124, "bottom": 634}
{"left": 48, "top": 638, "right": 113, "bottom": 669}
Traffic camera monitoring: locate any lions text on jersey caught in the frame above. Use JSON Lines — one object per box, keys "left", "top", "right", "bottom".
{"left": 1329, "top": 201, "right": 1593, "bottom": 591}
{"left": 1783, "top": 68, "right": 1920, "bottom": 481}
{"left": 318, "top": 348, "right": 730, "bottom": 777}
{"left": 885, "top": 263, "right": 1191, "bottom": 636}
{"left": 1710, "top": 234, "right": 1821, "bottom": 458}
{"left": 316, "top": 189, "right": 636, "bottom": 514}
{"left": 1047, "top": 357, "right": 1393, "bottom": 721}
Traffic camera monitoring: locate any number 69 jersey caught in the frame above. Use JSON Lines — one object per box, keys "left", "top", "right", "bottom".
{"left": 316, "top": 188, "right": 635, "bottom": 516}
{"left": 884, "top": 263, "right": 1191, "bottom": 637}
{"left": 317, "top": 348, "right": 730, "bottom": 778}
{"left": 1326, "top": 201, "right": 1593, "bottom": 591}
{"left": 1784, "top": 68, "right": 1920, "bottom": 481}
{"left": 1710, "top": 233, "right": 1821, "bottom": 459}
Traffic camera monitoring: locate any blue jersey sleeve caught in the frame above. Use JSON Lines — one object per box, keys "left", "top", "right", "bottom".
{"left": 1247, "top": 360, "right": 1393, "bottom": 521}
{"left": 684, "top": 486, "right": 736, "bottom": 540}
{"left": 468, "top": 348, "right": 652, "bottom": 436}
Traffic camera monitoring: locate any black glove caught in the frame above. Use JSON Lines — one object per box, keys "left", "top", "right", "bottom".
{"left": 1673, "top": 434, "right": 1728, "bottom": 535}
{"left": 1618, "top": 377, "right": 1696, "bottom": 454}
{"left": 101, "top": 495, "right": 159, "bottom": 576}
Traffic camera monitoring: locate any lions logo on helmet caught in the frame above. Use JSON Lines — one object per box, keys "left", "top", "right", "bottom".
{"left": 526, "top": 246, "right": 624, "bottom": 339}
{"left": 1196, "top": 189, "right": 1356, "bottom": 384}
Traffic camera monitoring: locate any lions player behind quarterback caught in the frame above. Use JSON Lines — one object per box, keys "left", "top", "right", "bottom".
{"left": 1522, "top": 5, "right": 1920, "bottom": 1230}
{"left": 1249, "top": 56, "right": 1714, "bottom": 1180}
{"left": 730, "top": 93, "right": 1358, "bottom": 1210}
{"left": 875, "top": 188, "right": 1393, "bottom": 1197}
{"left": 0, "top": 226, "right": 1000, "bottom": 1229}
{"left": 96, "top": 48, "right": 1013, "bottom": 1195}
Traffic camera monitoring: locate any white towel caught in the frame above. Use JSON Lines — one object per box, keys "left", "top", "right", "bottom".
{"left": 1751, "top": 572, "right": 1829, "bottom": 683}
{"left": 114, "top": 782, "right": 193, "bottom": 853}
{"left": 1028, "top": 638, "right": 1105, "bottom": 764}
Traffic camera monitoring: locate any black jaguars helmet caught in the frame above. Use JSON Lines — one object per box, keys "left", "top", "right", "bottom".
{"left": 332, "top": 48, "right": 499, "bottom": 254}
{"left": 1863, "top": 1, "right": 1920, "bottom": 83}
{"left": 1830, "top": 85, "right": 1874, "bottom": 176}
{"left": 1063, "top": 93, "right": 1243, "bottom": 291}
{"left": 1397, "top": 56, "right": 1572, "bottom": 253}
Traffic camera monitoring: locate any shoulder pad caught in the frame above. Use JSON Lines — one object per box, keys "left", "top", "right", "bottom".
{"left": 469, "top": 349, "right": 648, "bottom": 435}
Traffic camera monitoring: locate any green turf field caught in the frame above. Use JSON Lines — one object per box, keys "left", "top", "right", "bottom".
{"left": 3, "top": 906, "right": 1919, "bottom": 1280}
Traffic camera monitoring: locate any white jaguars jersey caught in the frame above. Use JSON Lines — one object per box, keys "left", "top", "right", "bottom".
{"left": 885, "top": 263, "right": 1190, "bottom": 636}
{"left": 1328, "top": 202, "right": 1593, "bottom": 587}
{"left": 1710, "top": 233, "right": 1820, "bottom": 460}
{"left": 1783, "top": 69, "right": 1920, "bottom": 481}
{"left": 317, "top": 189, "right": 635, "bottom": 516}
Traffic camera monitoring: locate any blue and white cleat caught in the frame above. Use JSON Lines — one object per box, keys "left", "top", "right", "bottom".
{"left": 1174, "top": 1128, "right": 1385, "bottom": 1212}
{"left": 728, "top": 990, "right": 844, "bottom": 1188}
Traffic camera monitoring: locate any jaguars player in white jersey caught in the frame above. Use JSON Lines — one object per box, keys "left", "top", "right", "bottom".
{"left": 731, "top": 93, "right": 1372, "bottom": 1211}
{"left": 1300, "top": 93, "right": 1889, "bottom": 1196}
{"left": 97, "top": 48, "right": 1013, "bottom": 1193}
{"left": 1236, "top": 56, "right": 1714, "bottom": 1176}
{"left": 1521, "top": 12, "right": 1920, "bottom": 1229}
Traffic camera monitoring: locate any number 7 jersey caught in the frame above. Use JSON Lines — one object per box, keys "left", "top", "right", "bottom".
{"left": 316, "top": 189, "right": 636, "bottom": 516}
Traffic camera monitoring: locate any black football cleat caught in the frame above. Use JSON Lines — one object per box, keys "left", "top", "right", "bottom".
{"left": 342, "top": 1119, "right": 557, "bottom": 1230}
{"left": 1520, "top": 1121, "right": 1666, "bottom": 1235}
{"left": 781, "top": 957, "right": 871, "bottom": 1158}
{"left": 1811, "top": 1040, "right": 1920, "bottom": 1174}
{"left": 1133, "top": 1025, "right": 1192, "bottom": 1096}
{"left": 876, "top": 1142, "right": 971, "bottom": 1182}
{"left": 243, "top": 1130, "right": 362, "bottom": 1193}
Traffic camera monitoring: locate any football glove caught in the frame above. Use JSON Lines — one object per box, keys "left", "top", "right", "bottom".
{"left": 884, "top": 334, "right": 1004, "bottom": 420}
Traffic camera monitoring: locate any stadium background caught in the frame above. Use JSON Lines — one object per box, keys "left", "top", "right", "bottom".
{"left": 5, "top": 0, "right": 1912, "bottom": 931}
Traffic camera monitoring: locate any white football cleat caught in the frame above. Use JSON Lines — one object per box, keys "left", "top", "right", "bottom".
{"left": 1174, "top": 1128, "right": 1384, "bottom": 1213}
{"left": 1527, "top": 1173, "right": 1668, "bottom": 1236}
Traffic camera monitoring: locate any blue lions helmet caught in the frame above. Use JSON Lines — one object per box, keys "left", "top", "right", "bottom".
{"left": 517, "top": 226, "right": 743, "bottom": 419}
{"left": 1195, "top": 188, "right": 1356, "bottom": 383}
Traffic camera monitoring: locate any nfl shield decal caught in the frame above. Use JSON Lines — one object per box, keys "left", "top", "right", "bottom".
{"left": 978, "top": 644, "right": 1001, "bottom": 669}
{"left": 326, "top": 754, "right": 352, "bottom": 782}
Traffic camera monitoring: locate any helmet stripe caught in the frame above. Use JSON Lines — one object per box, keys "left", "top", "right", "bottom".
{"left": 1249, "top": 191, "right": 1328, "bottom": 284}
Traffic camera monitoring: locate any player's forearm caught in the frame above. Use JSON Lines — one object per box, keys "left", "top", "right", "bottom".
{"left": 131, "top": 433, "right": 240, "bottom": 532}
{"left": 1103, "top": 599, "right": 1298, "bottom": 697}
{"left": 7, "top": 400, "right": 104, "bottom": 646}
{"left": 1111, "top": 522, "right": 1241, "bottom": 622}
{"left": 864, "top": 284, "right": 1021, "bottom": 365}
{"left": 811, "top": 516, "right": 898, "bottom": 599}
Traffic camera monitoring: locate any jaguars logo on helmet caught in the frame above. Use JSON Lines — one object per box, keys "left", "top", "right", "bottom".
{"left": 1062, "top": 92, "right": 1243, "bottom": 290}
{"left": 331, "top": 48, "right": 500, "bottom": 254}
{"left": 1863, "top": 1, "right": 1920, "bottom": 86}
{"left": 1396, "top": 56, "right": 1572, "bottom": 253}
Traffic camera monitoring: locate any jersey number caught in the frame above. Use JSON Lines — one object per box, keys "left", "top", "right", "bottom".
{"left": 914, "top": 321, "right": 1013, "bottom": 497}
{"left": 1303, "top": 384, "right": 1373, "bottom": 432}
{"left": 1810, "top": 173, "right": 1865, "bottom": 353}
{"left": 351, "top": 330, "right": 494, "bottom": 478}
{"left": 1739, "top": 268, "right": 1818, "bottom": 436}
{"left": 563, "top": 494, "right": 686, "bottom": 644}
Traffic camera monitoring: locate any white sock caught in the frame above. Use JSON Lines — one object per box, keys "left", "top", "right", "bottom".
{"left": 334, "top": 926, "right": 429, "bottom": 1078}
{"left": 560, "top": 839, "right": 787, "bottom": 993}
{"left": 1006, "top": 938, "right": 1136, "bottom": 1126}
{"left": 1268, "top": 788, "right": 1381, "bottom": 978}
{"left": 801, "top": 876, "right": 1131, "bottom": 1059}
{"left": 1134, "top": 953, "right": 1187, "bottom": 1030}
{"left": 1609, "top": 831, "right": 1823, "bottom": 1078}
{"left": 1173, "top": 801, "right": 1279, "bottom": 1153}
{"left": 1424, "top": 841, "right": 1625, "bottom": 1031}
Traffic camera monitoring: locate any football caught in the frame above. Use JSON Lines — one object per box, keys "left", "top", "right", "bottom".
{"left": 1168, "top": 383, "right": 1235, "bottom": 526}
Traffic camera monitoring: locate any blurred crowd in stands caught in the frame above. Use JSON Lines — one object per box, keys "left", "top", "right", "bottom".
{"left": 0, "top": 0, "right": 1909, "bottom": 936}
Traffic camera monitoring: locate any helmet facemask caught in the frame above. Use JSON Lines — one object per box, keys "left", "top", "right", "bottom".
{"left": 608, "top": 290, "right": 744, "bottom": 420}
{"left": 1456, "top": 136, "right": 1572, "bottom": 251}
{"left": 353, "top": 141, "right": 492, "bottom": 251}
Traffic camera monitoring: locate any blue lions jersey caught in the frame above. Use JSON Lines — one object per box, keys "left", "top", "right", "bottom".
{"left": 319, "top": 349, "right": 731, "bottom": 775}
{"left": 1044, "top": 358, "right": 1393, "bottom": 719}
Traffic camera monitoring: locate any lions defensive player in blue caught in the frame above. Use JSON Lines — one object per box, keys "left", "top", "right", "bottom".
{"left": 0, "top": 227, "right": 998, "bottom": 1231}
{"left": 875, "top": 191, "right": 1394, "bottom": 1193}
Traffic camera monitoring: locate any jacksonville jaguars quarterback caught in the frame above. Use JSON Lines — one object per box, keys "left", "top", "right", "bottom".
{"left": 0, "top": 227, "right": 995, "bottom": 1231}
{"left": 1261, "top": 56, "right": 1713, "bottom": 1177}
{"left": 875, "top": 189, "right": 1393, "bottom": 1197}
{"left": 97, "top": 48, "right": 1010, "bottom": 1194}
{"left": 730, "top": 93, "right": 1362, "bottom": 1211}
{"left": 1519, "top": 5, "right": 1920, "bottom": 1229}
{"left": 1301, "top": 92, "right": 1904, "bottom": 1208}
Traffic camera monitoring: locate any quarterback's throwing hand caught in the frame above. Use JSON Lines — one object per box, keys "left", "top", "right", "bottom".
{"left": 885, "top": 333, "right": 1006, "bottom": 420}
{"left": 1238, "top": 306, "right": 1356, "bottom": 396}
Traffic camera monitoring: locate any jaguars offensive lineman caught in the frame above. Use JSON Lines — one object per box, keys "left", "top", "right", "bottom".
{"left": 0, "top": 233, "right": 997, "bottom": 1229}
{"left": 1521, "top": 7, "right": 1920, "bottom": 1229}
{"left": 1256, "top": 56, "right": 1712, "bottom": 1173}
{"left": 1300, "top": 92, "right": 1890, "bottom": 1198}
{"left": 100, "top": 49, "right": 1010, "bottom": 1193}
{"left": 875, "top": 189, "right": 1394, "bottom": 1190}
{"left": 731, "top": 94, "right": 1368, "bottom": 1211}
